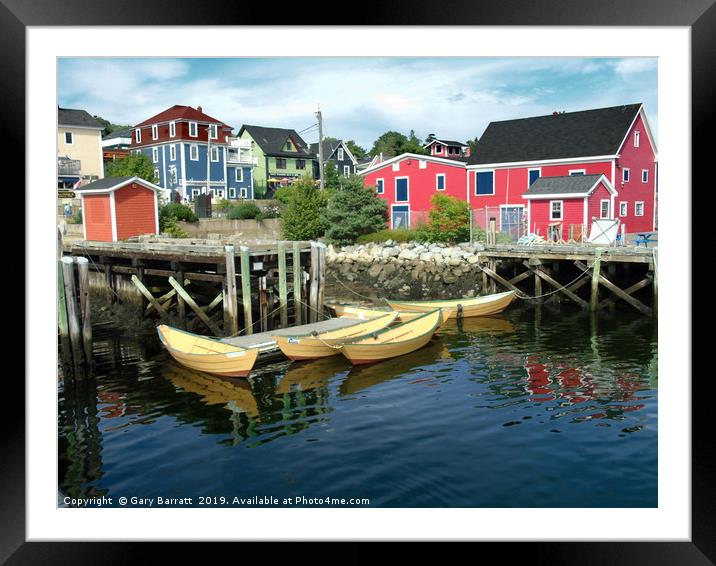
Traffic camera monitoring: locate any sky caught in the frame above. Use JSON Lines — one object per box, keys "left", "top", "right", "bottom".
{"left": 58, "top": 57, "right": 658, "bottom": 149}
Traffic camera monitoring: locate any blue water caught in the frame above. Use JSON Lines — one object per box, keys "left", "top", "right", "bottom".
{"left": 58, "top": 304, "right": 657, "bottom": 507}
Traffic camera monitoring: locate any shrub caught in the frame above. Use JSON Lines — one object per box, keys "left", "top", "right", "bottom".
{"left": 356, "top": 228, "right": 421, "bottom": 244}
{"left": 322, "top": 176, "right": 388, "bottom": 245}
{"left": 423, "top": 194, "right": 470, "bottom": 243}
{"left": 280, "top": 177, "right": 327, "bottom": 240}
{"left": 71, "top": 208, "right": 82, "bottom": 225}
{"left": 273, "top": 185, "right": 294, "bottom": 205}
{"left": 256, "top": 204, "right": 280, "bottom": 220}
{"left": 227, "top": 202, "right": 261, "bottom": 220}
{"left": 162, "top": 216, "right": 189, "bottom": 238}
{"left": 216, "top": 198, "right": 233, "bottom": 213}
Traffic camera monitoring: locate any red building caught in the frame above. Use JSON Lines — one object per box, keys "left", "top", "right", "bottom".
{"left": 467, "top": 103, "right": 658, "bottom": 235}
{"left": 424, "top": 138, "right": 470, "bottom": 159}
{"left": 76, "top": 176, "right": 161, "bottom": 242}
{"left": 360, "top": 153, "right": 468, "bottom": 228}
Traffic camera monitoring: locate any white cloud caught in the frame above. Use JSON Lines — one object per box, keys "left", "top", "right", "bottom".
{"left": 613, "top": 58, "right": 658, "bottom": 78}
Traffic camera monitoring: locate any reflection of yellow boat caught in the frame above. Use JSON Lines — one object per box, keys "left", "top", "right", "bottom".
{"left": 339, "top": 309, "right": 442, "bottom": 365}
{"left": 163, "top": 361, "right": 259, "bottom": 417}
{"left": 386, "top": 290, "right": 516, "bottom": 318}
{"left": 273, "top": 312, "right": 399, "bottom": 361}
{"left": 455, "top": 316, "right": 515, "bottom": 334}
{"left": 327, "top": 304, "right": 454, "bottom": 325}
{"left": 340, "top": 340, "right": 452, "bottom": 395}
{"left": 157, "top": 325, "right": 259, "bottom": 378}
{"left": 276, "top": 356, "right": 348, "bottom": 394}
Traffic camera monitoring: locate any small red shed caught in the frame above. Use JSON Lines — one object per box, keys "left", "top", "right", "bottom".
{"left": 76, "top": 176, "right": 161, "bottom": 242}
{"left": 525, "top": 174, "right": 617, "bottom": 239}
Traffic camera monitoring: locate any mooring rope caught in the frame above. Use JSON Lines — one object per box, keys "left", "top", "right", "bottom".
{"left": 76, "top": 250, "right": 125, "bottom": 302}
{"left": 326, "top": 272, "right": 380, "bottom": 302}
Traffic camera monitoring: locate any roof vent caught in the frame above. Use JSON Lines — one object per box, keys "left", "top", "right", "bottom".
{"left": 197, "top": 106, "right": 202, "bottom": 113}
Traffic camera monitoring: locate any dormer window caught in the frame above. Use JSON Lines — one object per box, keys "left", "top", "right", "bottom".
{"left": 634, "top": 131, "right": 640, "bottom": 148}
{"left": 189, "top": 122, "right": 198, "bottom": 137}
{"left": 209, "top": 124, "right": 218, "bottom": 139}
{"left": 152, "top": 124, "right": 158, "bottom": 140}
{"left": 286, "top": 141, "right": 292, "bottom": 151}
{"left": 435, "top": 144, "right": 443, "bottom": 154}
{"left": 337, "top": 148, "right": 344, "bottom": 161}
{"left": 169, "top": 121, "right": 176, "bottom": 137}
{"left": 135, "top": 128, "right": 141, "bottom": 143}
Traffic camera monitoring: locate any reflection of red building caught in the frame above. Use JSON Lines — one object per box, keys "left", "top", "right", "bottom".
{"left": 97, "top": 390, "right": 129, "bottom": 419}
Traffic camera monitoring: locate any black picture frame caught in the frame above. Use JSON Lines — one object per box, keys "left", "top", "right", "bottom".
{"left": 8, "top": 0, "right": 708, "bottom": 562}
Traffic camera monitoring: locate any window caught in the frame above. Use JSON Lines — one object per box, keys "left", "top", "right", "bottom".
{"left": 169, "top": 121, "right": 176, "bottom": 137}
{"left": 436, "top": 174, "right": 446, "bottom": 191}
{"left": 190, "top": 144, "right": 199, "bottom": 161}
{"left": 550, "top": 200, "right": 563, "bottom": 221}
{"left": 168, "top": 166, "right": 177, "bottom": 185}
{"left": 635, "top": 201, "right": 644, "bottom": 216}
{"left": 135, "top": 128, "right": 141, "bottom": 143}
{"left": 240, "top": 187, "right": 248, "bottom": 198}
{"left": 435, "top": 144, "right": 443, "bottom": 154}
{"left": 235, "top": 168, "right": 243, "bottom": 182}
{"left": 189, "top": 122, "right": 198, "bottom": 137}
{"left": 392, "top": 162, "right": 400, "bottom": 172}
{"left": 152, "top": 124, "right": 158, "bottom": 140}
{"left": 642, "top": 169, "right": 649, "bottom": 183}
{"left": 568, "top": 169, "right": 585, "bottom": 176}
{"left": 209, "top": 124, "right": 217, "bottom": 139}
{"left": 600, "top": 200, "right": 610, "bottom": 219}
{"left": 475, "top": 171, "right": 494, "bottom": 195}
{"left": 152, "top": 147, "right": 159, "bottom": 163}
{"left": 154, "top": 168, "right": 159, "bottom": 181}
{"left": 229, "top": 188, "right": 236, "bottom": 198}
{"left": 343, "top": 165, "right": 350, "bottom": 176}
{"left": 622, "top": 168, "right": 630, "bottom": 182}
{"left": 276, "top": 158, "right": 286, "bottom": 169}
{"left": 634, "top": 131, "right": 640, "bottom": 148}
{"left": 528, "top": 168, "right": 541, "bottom": 186}
{"left": 376, "top": 178, "right": 384, "bottom": 194}
{"left": 395, "top": 178, "right": 409, "bottom": 202}
{"left": 337, "top": 148, "right": 344, "bottom": 161}
{"left": 210, "top": 147, "right": 219, "bottom": 162}
{"left": 64, "top": 131, "right": 73, "bottom": 144}
{"left": 619, "top": 202, "right": 628, "bottom": 216}
{"left": 191, "top": 188, "right": 200, "bottom": 200}
{"left": 169, "top": 144, "right": 176, "bottom": 161}
{"left": 296, "top": 159, "right": 306, "bottom": 170}
{"left": 419, "top": 159, "right": 427, "bottom": 169}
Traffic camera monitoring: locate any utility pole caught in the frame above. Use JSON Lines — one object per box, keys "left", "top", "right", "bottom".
{"left": 206, "top": 123, "right": 211, "bottom": 198}
{"left": 315, "top": 106, "right": 325, "bottom": 190}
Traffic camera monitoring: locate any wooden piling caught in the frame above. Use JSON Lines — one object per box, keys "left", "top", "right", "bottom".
{"left": 75, "top": 257, "right": 93, "bottom": 365}
{"left": 168, "top": 276, "right": 223, "bottom": 335}
{"left": 316, "top": 242, "right": 326, "bottom": 320}
{"left": 57, "top": 259, "right": 73, "bottom": 369}
{"left": 175, "top": 265, "right": 186, "bottom": 329}
{"left": 224, "top": 245, "right": 239, "bottom": 336}
{"left": 61, "top": 257, "right": 83, "bottom": 370}
{"left": 309, "top": 242, "right": 319, "bottom": 323}
{"left": 590, "top": 248, "right": 602, "bottom": 311}
{"left": 652, "top": 248, "right": 658, "bottom": 316}
{"left": 239, "top": 246, "right": 253, "bottom": 335}
{"left": 258, "top": 275, "right": 268, "bottom": 332}
{"left": 292, "top": 242, "right": 302, "bottom": 325}
{"left": 534, "top": 270, "right": 542, "bottom": 303}
{"left": 278, "top": 242, "right": 288, "bottom": 328}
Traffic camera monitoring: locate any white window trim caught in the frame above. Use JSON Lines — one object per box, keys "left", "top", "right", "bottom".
{"left": 434, "top": 144, "right": 443, "bottom": 154}
{"left": 436, "top": 173, "right": 446, "bottom": 191}
{"left": 209, "top": 124, "right": 218, "bottom": 139}
{"left": 619, "top": 201, "right": 628, "bottom": 216}
{"left": 568, "top": 169, "right": 586, "bottom": 176}
{"left": 189, "top": 122, "right": 198, "bottom": 137}
{"left": 152, "top": 124, "right": 158, "bottom": 140}
{"left": 210, "top": 146, "right": 219, "bottom": 162}
{"left": 600, "top": 199, "right": 610, "bottom": 219}
{"left": 390, "top": 204, "right": 410, "bottom": 229}
{"left": 549, "top": 200, "right": 563, "bottom": 221}
{"left": 642, "top": 169, "right": 649, "bottom": 183}
{"left": 135, "top": 128, "right": 141, "bottom": 143}
{"left": 190, "top": 144, "right": 199, "bottom": 161}
{"left": 239, "top": 187, "right": 248, "bottom": 198}
{"left": 168, "top": 165, "right": 177, "bottom": 184}
{"left": 622, "top": 168, "right": 630, "bottom": 183}
{"left": 64, "top": 131, "right": 73, "bottom": 145}
{"left": 634, "top": 131, "right": 640, "bottom": 148}
{"left": 337, "top": 148, "right": 344, "bottom": 161}
{"left": 635, "top": 201, "right": 645, "bottom": 216}
{"left": 235, "top": 168, "right": 243, "bottom": 182}
{"left": 229, "top": 187, "right": 236, "bottom": 198}
{"left": 343, "top": 165, "right": 350, "bottom": 177}
{"left": 169, "top": 121, "right": 176, "bottom": 138}
{"left": 376, "top": 178, "right": 384, "bottom": 194}
{"left": 169, "top": 144, "right": 176, "bottom": 161}
{"left": 191, "top": 188, "right": 200, "bottom": 200}
{"left": 395, "top": 176, "right": 410, "bottom": 203}
{"left": 152, "top": 147, "right": 159, "bottom": 163}
{"left": 154, "top": 168, "right": 159, "bottom": 182}
{"left": 475, "top": 170, "right": 495, "bottom": 196}
{"left": 527, "top": 167, "right": 541, "bottom": 187}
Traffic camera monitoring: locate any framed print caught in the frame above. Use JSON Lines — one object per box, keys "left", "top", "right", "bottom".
{"left": 7, "top": 0, "right": 710, "bottom": 562}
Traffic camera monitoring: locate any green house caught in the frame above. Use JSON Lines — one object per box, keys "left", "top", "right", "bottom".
{"left": 237, "top": 125, "right": 318, "bottom": 197}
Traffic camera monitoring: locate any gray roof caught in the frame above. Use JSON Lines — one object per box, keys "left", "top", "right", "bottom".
{"left": 427, "top": 138, "right": 467, "bottom": 147}
{"left": 58, "top": 107, "right": 104, "bottom": 129}
{"left": 524, "top": 174, "right": 604, "bottom": 197}
{"left": 468, "top": 104, "right": 642, "bottom": 166}
{"left": 239, "top": 124, "right": 315, "bottom": 157}
{"left": 103, "top": 128, "right": 132, "bottom": 140}
{"left": 75, "top": 176, "right": 157, "bottom": 193}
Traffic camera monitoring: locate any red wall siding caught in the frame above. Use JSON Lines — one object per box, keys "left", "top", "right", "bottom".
{"left": 587, "top": 182, "right": 614, "bottom": 222}
{"left": 114, "top": 183, "right": 158, "bottom": 240}
{"left": 83, "top": 194, "right": 113, "bottom": 242}
{"left": 362, "top": 157, "right": 467, "bottom": 227}
{"left": 133, "top": 121, "right": 230, "bottom": 147}
{"left": 614, "top": 113, "right": 657, "bottom": 232}
{"left": 529, "top": 197, "right": 585, "bottom": 236}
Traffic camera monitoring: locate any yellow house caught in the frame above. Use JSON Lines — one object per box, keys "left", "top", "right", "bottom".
{"left": 58, "top": 107, "right": 104, "bottom": 188}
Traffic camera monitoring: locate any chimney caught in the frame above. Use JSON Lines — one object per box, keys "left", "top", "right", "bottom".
{"left": 197, "top": 106, "right": 202, "bottom": 113}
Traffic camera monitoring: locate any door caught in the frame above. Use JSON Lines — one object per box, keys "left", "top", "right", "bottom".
{"left": 392, "top": 205, "right": 410, "bottom": 229}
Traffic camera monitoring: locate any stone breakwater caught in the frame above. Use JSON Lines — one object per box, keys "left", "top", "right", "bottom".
{"left": 325, "top": 241, "right": 487, "bottom": 300}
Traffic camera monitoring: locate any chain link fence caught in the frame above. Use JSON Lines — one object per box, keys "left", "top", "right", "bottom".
{"left": 470, "top": 206, "right": 527, "bottom": 243}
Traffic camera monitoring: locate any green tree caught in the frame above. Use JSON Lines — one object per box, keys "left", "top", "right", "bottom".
{"left": 466, "top": 136, "right": 479, "bottom": 156}
{"left": 280, "top": 177, "right": 327, "bottom": 240}
{"left": 424, "top": 193, "right": 471, "bottom": 243}
{"left": 370, "top": 130, "right": 426, "bottom": 157}
{"left": 344, "top": 140, "right": 367, "bottom": 159}
{"left": 322, "top": 177, "right": 388, "bottom": 245}
{"left": 93, "top": 115, "right": 132, "bottom": 138}
{"left": 106, "top": 153, "right": 157, "bottom": 183}
{"left": 323, "top": 162, "right": 341, "bottom": 191}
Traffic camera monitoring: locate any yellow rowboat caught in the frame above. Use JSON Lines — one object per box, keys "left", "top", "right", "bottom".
{"left": 326, "top": 304, "right": 454, "bottom": 325}
{"left": 157, "top": 325, "right": 259, "bottom": 378}
{"left": 386, "top": 290, "right": 516, "bottom": 318}
{"left": 339, "top": 309, "right": 443, "bottom": 366}
{"left": 273, "top": 312, "right": 399, "bottom": 361}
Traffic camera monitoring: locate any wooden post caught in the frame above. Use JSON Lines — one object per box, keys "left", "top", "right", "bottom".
{"left": 131, "top": 275, "right": 169, "bottom": 318}
{"left": 652, "top": 248, "right": 658, "bottom": 316}
{"left": 489, "top": 259, "right": 497, "bottom": 293}
{"left": 224, "top": 245, "right": 239, "bottom": 336}
{"left": 240, "top": 246, "right": 253, "bottom": 335}
{"left": 61, "top": 257, "right": 83, "bottom": 370}
{"left": 309, "top": 242, "right": 319, "bottom": 323}
{"left": 302, "top": 270, "right": 310, "bottom": 323}
{"left": 168, "top": 277, "right": 223, "bottom": 335}
{"left": 102, "top": 257, "right": 116, "bottom": 304}
{"left": 258, "top": 275, "right": 268, "bottom": 332}
{"left": 317, "top": 242, "right": 326, "bottom": 320}
{"left": 176, "top": 267, "right": 186, "bottom": 329}
{"left": 75, "top": 257, "right": 93, "bottom": 365}
{"left": 278, "top": 242, "right": 288, "bottom": 328}
{"left": 292, "top": 242, "right": 302, "bottom": 325}
{"left": 488, "top": 218, "right": 496, "bottom": 245}
{"left": 534, "top": 270, "right": 542, "bottom": 303}
{"left": 57, "top": 259, "right": 73, "bottom": 370}
{"left": 590, "top": 248, "right": 602, "bottom": 311}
